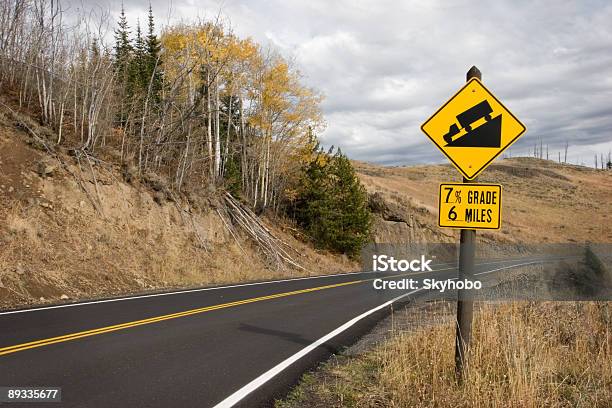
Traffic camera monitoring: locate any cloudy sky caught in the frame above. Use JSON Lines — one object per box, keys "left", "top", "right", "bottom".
{"left": 70, "top": 0, "right": 612, "bottom": 166}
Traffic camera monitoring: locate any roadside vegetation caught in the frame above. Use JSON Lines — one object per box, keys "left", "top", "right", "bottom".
{"left": 0, "top": 0, "right": 371, "bottom": 262}
{"left": 0, "top": 1, "right": 323, "bottom": 208}
{"left": 279, "top": 301, "right": 611, "bottom": 407}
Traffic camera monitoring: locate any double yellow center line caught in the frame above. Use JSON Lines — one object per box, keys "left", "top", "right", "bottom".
{"left": 1, "top": 268, "right": 441, "bottom": 357}
{"left": 0, "top": 279, "right": 364, "bottom": 357}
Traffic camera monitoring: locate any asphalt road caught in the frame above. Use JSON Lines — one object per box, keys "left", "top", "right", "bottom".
{"left": 0, "top": 257, "right": 554, "bottom": 407}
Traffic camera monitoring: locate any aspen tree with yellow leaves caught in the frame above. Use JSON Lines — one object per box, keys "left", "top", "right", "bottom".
{"left": 158, "top": 20, "right": 323, "bottom": 209}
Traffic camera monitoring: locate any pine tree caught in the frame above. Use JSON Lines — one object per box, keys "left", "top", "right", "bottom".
{"left": 113, "top": 4, "right": 133, "bottom": 124}
{"left": 325, "top": 149, "right": 371, "bottom": 255}
{"left": 295, "top": 145, "right": 328, "bottom": 235}
{"left": 293, "top": 143, "right": 371, "bottom": 257}
{"left": 132, "top": 19, "right": 147, "bottom": 89}
{"left": 145, "top": 4, "right": 163, "bottom": 104}
{"left": 113, "top": 5, "right": 132, "bottom": 76}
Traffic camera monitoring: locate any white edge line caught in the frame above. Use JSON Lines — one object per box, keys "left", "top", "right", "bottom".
{"left": 0, "top": 268, "right": 438, "bottom": 316}
{"left": 0, "top": 258, "right": 544, "bottom": 316}
{"left": 213, "top": 259, "right": 547, "bottom": 407}
{"left": 212, "top": 289, "right": 419, "bottom": 408}
{"left": 474, "top": 260, "right": 540, "bottom": 275}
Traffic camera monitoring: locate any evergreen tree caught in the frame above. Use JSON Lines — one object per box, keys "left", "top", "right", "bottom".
{"left": 132, "top": 19, "right": 147, "bottom": 89}
{"left": 223, "top": 155, "right": 242, "bottom": 197}
{"left": 113, "top": 4, "right": 132, "bottom": 75}
{"left": 293, "top": 143, "right": 371, "bottom": 257}
{"left": 326, "top": 149, "right": 372, "bottom": 254}
{"left": 113, "top": 4, "right": 133, "bottom": 124}
{"left": 145, "top": 4, "right": 163, "bottom": 103}
{"left": 295, "top": 146, "right": 328, "bottom": 238}
{"left": 90, "top": 37, "right": 101, "bottom": 70}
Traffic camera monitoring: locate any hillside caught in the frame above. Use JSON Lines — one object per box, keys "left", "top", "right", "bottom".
{"left": 2, "top": 0, "right": 610, "bottom": 313}
{"left": 356, "top": 158, "right": 612, "bottom": 244}
{"left": 1, "top": 101, "right": 611, "bottom": 407}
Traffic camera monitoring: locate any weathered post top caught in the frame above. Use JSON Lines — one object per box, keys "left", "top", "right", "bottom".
{"left": 464, "top": 65, "right": 481, "bottom": 182}
{"left": 466, "top": 66, "right": 482, "bottom": 81}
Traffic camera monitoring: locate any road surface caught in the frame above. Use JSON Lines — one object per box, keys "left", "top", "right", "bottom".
{"left": 0, "top": 257, "right": 551, "bottom": 407}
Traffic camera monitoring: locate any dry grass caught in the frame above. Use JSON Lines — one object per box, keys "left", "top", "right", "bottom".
{"left": 279, "top": 302, "right": 611, "bottom": 407}
{"left": 0, "top": 196, "right": 355, "bottom": 307}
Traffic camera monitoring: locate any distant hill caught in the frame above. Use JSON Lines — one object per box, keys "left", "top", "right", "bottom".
{"left": 356, "top": 157, "right": 612, "bottom": 244}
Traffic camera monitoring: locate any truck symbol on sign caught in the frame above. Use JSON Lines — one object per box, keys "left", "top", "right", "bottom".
{"left": 443, "top": 100, "right": 502, "bottom": 148}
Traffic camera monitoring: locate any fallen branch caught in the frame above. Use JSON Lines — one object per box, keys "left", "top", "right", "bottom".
{"left": 81, "top": 150, "right": 105, "bottom": 215}
{"left": 168, "top": 193, "right": 210, "bottom": 252}
{"left": 223, "top": 192, "right": 305, "bottom": 271}
{"left": 216, "top": 208, "right": 246, "bottom": 256}
{"left": 74, "top": 152, "right": 105, "bottom": 218}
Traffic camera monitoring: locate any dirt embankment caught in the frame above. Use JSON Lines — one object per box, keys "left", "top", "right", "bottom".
{"left": 0, "top": 119, "right": 355, "bottom": 309}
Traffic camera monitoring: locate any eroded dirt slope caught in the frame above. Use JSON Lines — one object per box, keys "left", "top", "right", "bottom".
{"left": 0, "top": 120, "right": 354, "bottom": 308}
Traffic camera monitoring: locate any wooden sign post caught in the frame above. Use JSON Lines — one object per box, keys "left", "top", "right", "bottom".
{"left": 454, "top": 66, "right": 480, "bottom": 383}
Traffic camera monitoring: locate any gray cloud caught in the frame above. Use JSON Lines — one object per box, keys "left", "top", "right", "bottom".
{"left": 70, "top": 0, "right": 612, "bottom": 166}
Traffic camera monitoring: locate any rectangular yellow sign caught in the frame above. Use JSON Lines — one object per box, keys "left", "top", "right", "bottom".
{"left": 439, "top": 183, "right": 502, "bottom": 230}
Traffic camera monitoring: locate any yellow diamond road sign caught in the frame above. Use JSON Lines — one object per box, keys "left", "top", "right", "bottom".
{"left": 421, "top": 78, "right": 526, "bottom": 180}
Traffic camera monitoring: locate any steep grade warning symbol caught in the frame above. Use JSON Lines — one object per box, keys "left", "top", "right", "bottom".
{"left": 443, "top": 100, "right": 501, "bottom": 148}
{"left": 421, "top": 78, "right": 526, "bottom": 180}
